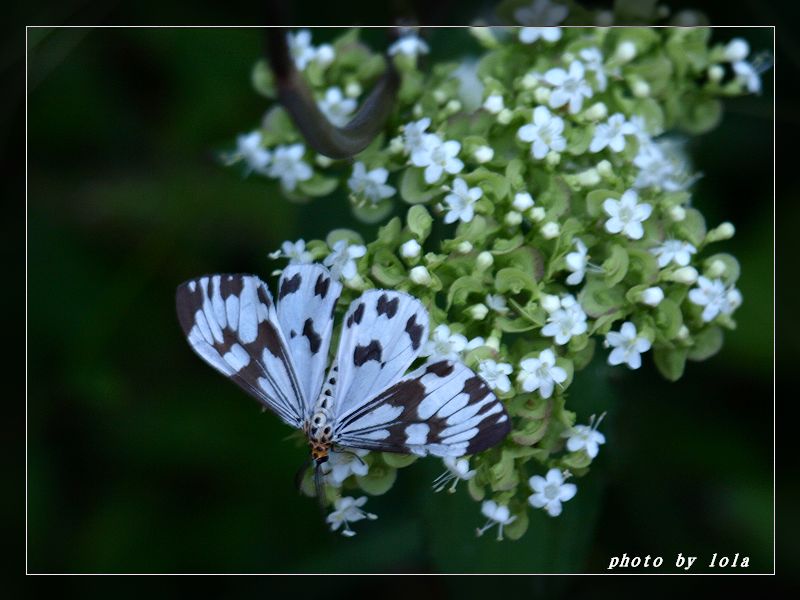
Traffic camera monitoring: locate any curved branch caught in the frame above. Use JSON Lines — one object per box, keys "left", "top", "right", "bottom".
{"left": 266, "top": 28, "right": 400, "bottom": 160}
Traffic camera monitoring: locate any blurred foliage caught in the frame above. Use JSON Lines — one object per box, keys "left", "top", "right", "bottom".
{"left": 27, "top": 22, "right": 774, "bottom": 581}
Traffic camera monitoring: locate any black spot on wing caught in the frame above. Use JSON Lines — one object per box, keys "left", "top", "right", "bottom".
{"left": 405, "top": 314, "right": 424, "bottom": 350}
{"left": 346, "top": 302, "right": 366, "bottom": 328}
{"left": 314, "top": 274, "right": 330, "bottom": 298}
{"left": 465, "top": 411, "right": 512, "bottom": 454}
{"left": 279, "top": 273, "right": 302, "bottom": 299}
{"left": 425, "top": 360, "right": 455, "bottom": 377}
{"left": 376, "top": 293, "right": 399, "bottom": 318}
{"left": 302, "top": 318, "right": 321, "bottom": 354}
{"left": 463, "top": 375, "right": 491, "bottom": 403}
{"left": 353, "top": 340, "right": 382, "bottom": 366}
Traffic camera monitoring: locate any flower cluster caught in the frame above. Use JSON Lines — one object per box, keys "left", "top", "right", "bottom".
{"left": 232, "top": 26, "right": 764, "bottom": 539}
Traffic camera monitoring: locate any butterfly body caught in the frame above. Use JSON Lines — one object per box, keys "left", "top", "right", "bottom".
{"left": 176, "top": 265, "right": 511, "bottom": 490}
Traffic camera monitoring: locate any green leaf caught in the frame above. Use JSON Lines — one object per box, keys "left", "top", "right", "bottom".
{"left": 653, "top": 346, "right": 688, "bottom": 381}
{"left": 579, "top": 279, "right": 626, "bottom": 318}
{"left": 371, "top": 249, "right": 406, "bottom": 286}
{"left": 326, "top": 229, "right": 364, "bottom": 248}
{"left": 447, "top": 276, "right": 485, "bottom": 308}
{"left": 351, "top": 199, "right": 395, "bottom": 224}
{"left": 356, "top": 465, "right": 397, "bottom": 495}
{"left": 505, "top": 158, "right": 526, "bottom": 190}
{"left": 400, "top": 168, "right": 439, "bottom": 204}
{"left": 704, "top": 253, "right": 741, "bottom": 285}
{"left": 491, "top": 235, "right": 524, "bottom": 255}
{"left": 251, "top": 59, "right": 276, "bottom": 98}
{"left": 678, "top": 94, "right": 723, "bottom": 135}
{"left": 675, "top": 208, "right": 707, "bottom": 247}
{"left": 376, "top": 217, "right": 402, "bottom": 247}
{"left": 382, "top": 453, "right": 417, "bottom": 468}
{"left": 603, "top": 245, "right": 630, "bottom": 287}
{"left": 467, "top": 476, "right": 485, "bottom": 502}
{"left": 561, "top": 451, "right": 592, "bottom": 470}
{"left": 511, "top": 416, "right": 549, "bottom": 446}
{"left": 653, "top": 298, "right": 683, "bottom": 340}
{"left": 407, "top": 205, "right": 433, "bottom": 240}
{"left": 298, "top": 173, "right": 338, "bottom": 198}
{"left": 504, "top": 509, "right": 529, "bottom": 541}
{"left": 688, "top": 326, "right": 724, "bottom": 361}
{"left": 495, "top": 267, "right": 536, "bottom": 294}
{"left": 488, "top": 450, "right": 518, "bottom": 492}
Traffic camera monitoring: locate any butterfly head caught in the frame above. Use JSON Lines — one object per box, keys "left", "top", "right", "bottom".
{"left": 310, "top": 441, "right": 331, "bottom": 464}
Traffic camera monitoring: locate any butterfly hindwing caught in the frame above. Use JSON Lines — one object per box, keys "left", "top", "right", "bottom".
{"left": 175, "top": 274, "right": 306, "bottom": 428}
{"left": 331, "top": 290, "right": 429, "bottom": 418}
{"left": 333, "top": 359, "right": 511, "bottom": 457}
{"left": 276, "top": 264, "right": 342, "bottom": 417}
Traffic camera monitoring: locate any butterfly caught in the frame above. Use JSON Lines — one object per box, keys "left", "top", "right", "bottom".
{"left": 175, "top": 264, "right": 511, "bottom": 498}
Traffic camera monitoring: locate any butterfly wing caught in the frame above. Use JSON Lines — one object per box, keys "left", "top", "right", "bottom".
{"left": 330, "top": 290, "right": 429, "bottom": 419}
{"left": 175, "top": 274, "right": 306, "bottom": 428}
{"left": 333, "top": 359, "right": 510, "bottom": 457}
{"left": 275, "top": 264, "right": 342, "bottom": 419}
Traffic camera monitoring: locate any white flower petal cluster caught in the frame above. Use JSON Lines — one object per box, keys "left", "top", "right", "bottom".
{"left": 541, "top": 295, "right": 588, "bottom": 345}
{"left": 651, "top": 239, "right": 697, "bottom": 268}
{"left": 422, "top": 324, "right": 468, "bottom": 361}
{"left": 517, "top": 106, "right": 566, "bottom": 159}
{"left": 323, "top": 240, "right": 367, "bottom": 281}
{"left": 528, "top": 469, "right": 577, "bottom": 517}
{"left": 477, "top": 359, "right": 513, "bottom": 393}
{"left": 605, "top": 321, "right": 651, "bottom": 369}
{"left": 402, "top": 118, "right": 432, "bottom": 155}
{"left": 513, "top": 0, "right": 568, "bottom": 26}
{"left": 266, "top": 144, "right": 313, "bottom": 192}
{"left": 323, "top": 448, "right": 370, "bottom": 486}
{"left": 326, "top": 496, "right": 377, "bottom": 537}
{"left": 433, "top": 456, "right": 476, "bottom": 493}
{"left": 235, "top": 131, "right": 271, "bottom": 174}
{"left": 543, "top": 61, "right": 594, "bottom": 114}
{"left": 318, "top": 87, "right": 357, "bottom": 127}
{"left": 519, "top": 27, "right": 562, "bottom": 44}
{"left": 633, "top": 138, "right": 698, "bottom": 192}
{"left": 688, "top": 276, "right": 742, "bottom": 322}
{"left": 485, "top": 293, "right": 509, "bottom": 315}
{"left": 348, "top": 162, "right": 395, "bottom": 204}
{"left": 603, "top": 189, "right": 652, "bottom": 240}
{"left": 517, "top": 349, "right": 567, "bottom": 398}
{"left": 443, "top": 178, "right": 482, "bottom": 224}
{"left": 389, "top": 31, "right": 430, "bottom": 58}
{"left": 579, "top": 47, "right": 609, "bottom": 91}
{"left": 268, "top": 239, "right": 313, "bottom": 264}
{"left": 411, "top": 135, "right": 464, "bottom": 184}
{"left": 565, "top": 238, "right": 588, "bottom": 285}
{"left": 476, "top": 500, "right": 516, "bottom": 540}
{"left": 590, "top": 113, "right": 636, "bottom": 153}
{"left": 564, "top": 415, "right": 606, "bottom": 459}
{"left": 287, "top": 29, "right": 334, "bottom": 71}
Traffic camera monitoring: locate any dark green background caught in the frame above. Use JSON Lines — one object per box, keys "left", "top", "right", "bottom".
{"left": 27, "top": 25, "right": 775, "bottom": 578}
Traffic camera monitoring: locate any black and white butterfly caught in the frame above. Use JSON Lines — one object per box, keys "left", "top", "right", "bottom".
{"left": 175, "top": 265, "right": 511, "bottom": 494}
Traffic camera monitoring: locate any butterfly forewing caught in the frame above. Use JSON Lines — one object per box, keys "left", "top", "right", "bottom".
{"left": 275, "top": 264, "right": 342, "bottom": 418}
{"left": 333, "top": 359, "right": 511, "bottom": 457}
{"left": 331, "top": 290, "right": 429, "bottom": 419}
{"left": 175, "top": 274, "right": 306, "bottom": 427}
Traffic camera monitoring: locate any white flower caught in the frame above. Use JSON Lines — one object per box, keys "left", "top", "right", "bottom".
{"left": 323, "top": 240, "right": 367, "bottom": 281}
{"left": 485, "top": 293, "right": 509, "bottom": 315}
{"left": 733, "top": 60, "right": 762, "bottom": 94}
{"left": 517, "top": 106, "right": 567, "bottom": 160}
{"left": 603, "top": 189, "right": 652, "bottom": 240}
{"left": 564, "top": 413, "right": 606, "bottom": 459}
{"left": 513, "top": 192, "right": 535, "bottom": 212}
{"left": 318, "top": 87, "right": 357, "bottom": 127}
{"left": 314, "top": 44, "right": 335, "bottom": 67}
{"left": 615, "top": 41, "right": 637, "bottom": 62}
{"left": 411, "top": 135, "right": 464, "bottom": 184}
{"left": 540, "top": 293, "right": 561, "bottom": 313}
{"left": 544, "top": 61, "right": 593, "bottom": 114}
{"left": 433, "top": 456, "right": 476, "bottom": 493}
{"left": 605, "top": 321, "right": 651, "bottom": 369}
{"left": 402, "top": 118, "right": 432, "bottom": 155}
{"left": 477, "top": 359, "right": 513, "bottom": 393}
{"left": 518, "top": 349, "right": 567, "bottom": 398}
{"left": 409, "top": 265, "right": 433, "bottom": 286}
{"left": 650, "top": 239, "right": 697, "bottom": 268}
{"left": 579, "top": 47, "right": 608, "bottom": 91}
{"left": 266, "top": 144, "right": 313, "bottom": 192}
{"left": 724, "top": 38, "right": 750, "bottom": 62}
{"left": 590, "top": 113, "right": 636, "bottom": 153}
{"left": 268, "top": 239, "right": 313, "bottom": 264}
{"left": 528, "top": 469, "right": 577, "bottom": 517}
{"left": 633, "top": 138, "right": 698, "bottom": 192}
{"left": 443, "top": 177, "right": 482, "bottom": 224}
{"left": 473, "top": 145, "right": 494, "bottom": 163}
{"left": 422, "top": 324, "right": 468, "bottom": 360}
{"left": 348, "top": 162, "right": 395, "bottom": 204}
{"left": 640, "top": 286, "right": 665, "bottom": 307}
{"left": 323, "top": 448, "right": 369, "bottom": 486}
{"left": 476, "top": 500, "right": 516, "bottom": 541}
{"left": 400, "top": 239, "right": 422, "bottom": 259}
{"left": 287, "top": 29, "right": 316, "bottom": 70}
{"left": 388, "top": 32, "right": 430, "bottom": 58}
{"left": 565, "top": 238, "right": 588, "bottom": 285}
{"left": 326, "top": 496, "right": 377, "bottom": 537}
{"left": 234, "top": 131, "right": 270, "bottom": 174}
{"left": 519, "top": 27, "right": 562, "bottom": 44}
{"left": 514, "top": 0, "right": 568, "bottom": 26}
{"left": 541, "top": 295, "right": 588, "bottom": 345}
{"left": 483, "top": 93, "right": 505, "bottom": 114}
{"left": 452, "top": 59, "right": 484, "bottom": 113}
{"left": 541, "top": 221, "right": 560, "bottom": 239}
{"left": 689, "top": 276, "right": 741, "bottom": 322}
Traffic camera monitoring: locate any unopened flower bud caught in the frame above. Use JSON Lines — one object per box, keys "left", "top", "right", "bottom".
{"left": 529, "top": 206, "right": 546, "bottom": 222}
{"left": 534, "top": 87, "right": 551, "bottom": 104}
{"left": 468, "top": 303, "right": 489, "bottom": 320}
{"left": 671, "top": 266, "right": 699, "bottom": 284}
{"left": 676, "top": 324, "right": 690, "bottom": 340}
{"left": 640, "top": 286, "right": 665, "bottom": 307}
{"left": 545, "top": 151, "right": 561, "bottom": 167}
{"left": 541, "top": 293, "right": 561, "bottom": 313}
{"left": 724, "top": 38, "right": 750, "bottom": 62}
{"left": 345, "top": 81, "right": 362, "bottom": 98}
{"left": 486, "top": 335, "right": 501, "bottom": 351}
{"left": 616, "top": 41, "right": 637, "bottom": 63}
{"left": 541, "top": 221, "right": 560, "bottom": 239}
{"left": 707, "top": 221, "right": 735, "bottom": 242}
{"left": 512, "top": 192, "right": 535, "bottom": 212}
{"left": 483, "top": 94, "right": 504, "bottom": 114}
{"left": 315, "top": 45, "right": 335, "bottom": 66}
{"left": 497, "top": 108, "right": 513, "bottom": 125}
{"left": 708, "top": 64, "right": 724, "bottom": 83}
{"left": 521, "top": 72, "right": 538, "bottom": 89}
{"left": 457, "top": 240, "right": 473, "bottom": 254}
{"left": 632, "top": 79, "right": 650, "bottom": 98}
{"left": 389, "top": 136, "right": 405, "bottom": 155}
{"left": 400, "top": 239, "right": 422, "bottom": 259}
{"left": 584, "top": 102, "right": 608, "bottom": 121}
{"left": 315, "top": 154, "right": 333, "bottom": 168}
{"left": 445, "top": 99, "right": 462, "bottom": 114}
{"left": 669, "top": 205, "right": 687, "bottom": 222}
{"left": 476, "top": 251, "right": 494, "bottom": 271}
{"left": 473, "top": 145, "right": 494, "bottom": 163}
{"left": 577, "top": 168, "right": 601, "bottom": 187}
{"left": 409, "top": 265, "right": 432, "bottom": 285}
{"left": 707, "top": 259, "right": 727, "bottom": 278}
{"left": 596, "top": 160, "right": 613, "bottom": 178}
{"left": 505, "top": 211, "right": 523, "bottom": 227}
{"left": 433, "top": 89, "right": 448, "bottom": 104}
